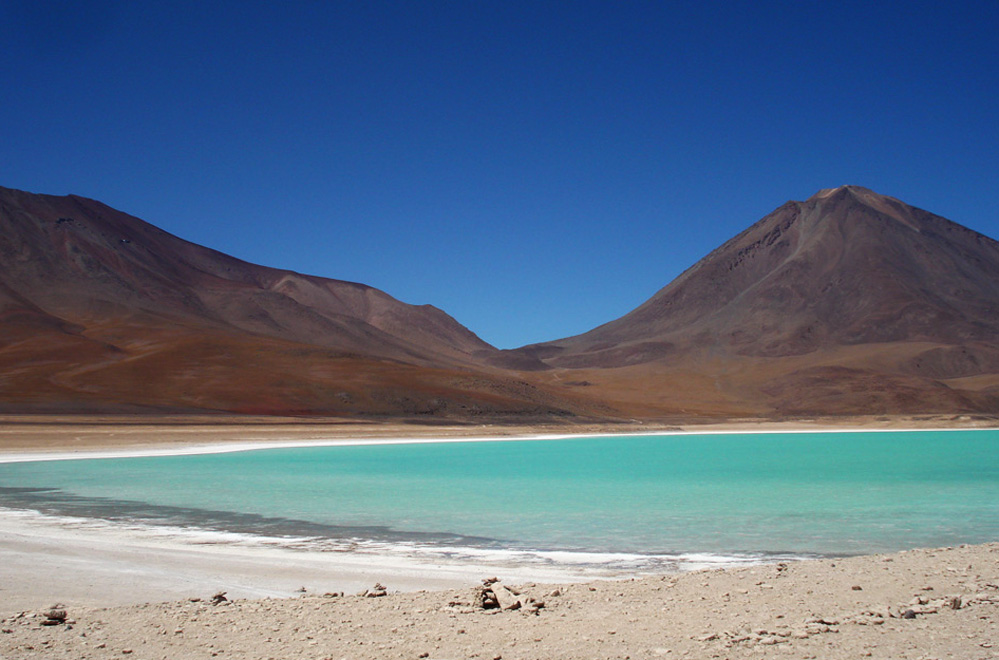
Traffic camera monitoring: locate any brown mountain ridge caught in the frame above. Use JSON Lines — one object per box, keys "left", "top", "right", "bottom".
{"left": 519, "top": 185, "right": 999, "bottom": 417}
{"left": 0, "top": 186, "right": 574, "bottom": 417}
{"left": 1, "top": 184, "right": 997, "bottom": 420}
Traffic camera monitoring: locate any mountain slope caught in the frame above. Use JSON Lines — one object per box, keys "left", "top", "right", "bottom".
{"left": 5, "top": 184, "right": 997, "bottom": 420}
{"left": 518, "top": 186, "right": 999, "bottom": 416}
{"left": 0, "top": 187, "right": 496, "bottom": 366}
{"left": 0, "top": 186, "right": 566, "bottom": 416}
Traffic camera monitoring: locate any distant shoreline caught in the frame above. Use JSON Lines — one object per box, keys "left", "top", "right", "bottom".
{"left": 0, "top": 413, "right": 994, "bottom": 462}
{"left": 1, "top": 424, "right": 996, "bottom": 465}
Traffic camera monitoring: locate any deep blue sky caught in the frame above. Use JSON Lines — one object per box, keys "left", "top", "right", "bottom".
{"left": 3, "top": 1, "right": 997, "bottom": 348}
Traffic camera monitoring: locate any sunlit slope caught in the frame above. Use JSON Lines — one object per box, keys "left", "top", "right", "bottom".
{"left": 0, "top": 186, "right": 577, "bottom": 417}
{"left": 519, "top": 186, "right": 999, "bottom": 417}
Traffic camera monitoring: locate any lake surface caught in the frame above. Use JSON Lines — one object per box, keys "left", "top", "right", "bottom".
{"left": 1, "top": 430, "right": 997, "bottom": 571}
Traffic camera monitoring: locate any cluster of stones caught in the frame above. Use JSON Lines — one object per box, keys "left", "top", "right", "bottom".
{"left": 357, "top": 583, "right": 388, "bottom": 598}
{"left": 696, "top": 586, "right": 997, "bottom": 648}
{"left": 0, "top": 604, "right": 75, "bottom": 634}
{"left": 39, "top": 606, "right": 69, "bottom": 627}
{"left": 473, "top": 577, "right": 547, "bottom": 615}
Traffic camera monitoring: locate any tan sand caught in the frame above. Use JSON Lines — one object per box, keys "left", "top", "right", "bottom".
{"left": 1, "top": 417, "right": 997, "bottom": 659}
{"left": 1, "top": 543, "right": 996, "bottom": 659}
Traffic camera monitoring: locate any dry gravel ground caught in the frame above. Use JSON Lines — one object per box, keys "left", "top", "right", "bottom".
{"left": 2, "top": 544, "right": 996, "bottom": 660}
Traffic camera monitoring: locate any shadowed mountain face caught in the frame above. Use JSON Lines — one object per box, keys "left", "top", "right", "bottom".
{"left": 519, "top": 186, "right": 999, "bottom": 416}
{"left": 0, "top": 186, "right": 566, "bottom": 416}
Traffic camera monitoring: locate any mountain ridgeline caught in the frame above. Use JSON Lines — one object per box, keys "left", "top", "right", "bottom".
{"left": 517, "top": 186, "right": 999, "bottom": 416}
{"left": 0, "top": 186, "right": 562, "bottom": 417}
{"left": 523, "top": 186, "right": 999, "bottom": 365}
{"left": 2, "top": 184, "right": 997, "bottom": 419}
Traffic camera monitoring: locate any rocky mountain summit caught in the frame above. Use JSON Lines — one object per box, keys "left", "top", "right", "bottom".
{"left": 518, "top": 186, "right": 999, "bottom": 416}
{"left": 523, "top": 186, "right": 999, "bottom": 367}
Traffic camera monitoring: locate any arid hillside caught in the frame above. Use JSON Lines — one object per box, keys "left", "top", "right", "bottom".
{"left": 0, "top": 186, "right": 579, "bottom": 418}
{"left": 3, "top": 184, "right": 997, "bottom": 420}
{"left": 518, "top": 186, "right": 999, "bottom": 417}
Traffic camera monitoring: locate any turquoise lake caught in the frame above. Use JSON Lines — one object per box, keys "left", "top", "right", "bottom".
{"left": 1, "top": 430, "right": 997, "bottom": 568}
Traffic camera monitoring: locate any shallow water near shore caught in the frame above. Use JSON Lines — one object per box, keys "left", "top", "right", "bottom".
{"left": 1, "top": 430, "right": 997, "bottom": 571}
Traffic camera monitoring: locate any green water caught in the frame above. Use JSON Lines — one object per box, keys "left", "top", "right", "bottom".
{"left": 1, "top": 431, "right": 997, "bottom": 567}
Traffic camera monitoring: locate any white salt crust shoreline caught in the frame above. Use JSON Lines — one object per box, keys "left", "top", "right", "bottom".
{"left": 0, "top": 429, "right": 797, "bottom": 612}
{"left": 0, "top": 427, "right": 896, "bottom": 613}
{"left": 0, "top": 425, "right": 990, "bottom": 464}
{"left": 0, "top": 428, "right": 982, "bottom": 596}
{"left": 0, "top": 507, "right": 627, "bottom": 611}
{"left": 0, "top": 426, "right": 992, "bottom": 607}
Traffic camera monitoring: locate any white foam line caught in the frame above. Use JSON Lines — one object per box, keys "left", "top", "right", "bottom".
{"left": 0, "top": 433, "right": 576, "bottom": 464}
{"left": 0, "top": 507, "right": 800, "bottom": 577}
{"left": 0, "top": 426, "right": 992, "bottom": 464}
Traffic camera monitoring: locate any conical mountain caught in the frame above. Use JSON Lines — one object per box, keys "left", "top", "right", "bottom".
{"left": 520, "top": 186, "right": 999, "bottom": 416}
{"left": 0, "top": 186, "right": 565, "bottom": 416}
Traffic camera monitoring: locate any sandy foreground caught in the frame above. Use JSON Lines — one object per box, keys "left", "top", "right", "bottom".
{"left": 1, "top": 416, "right": 997, "bottom": 659}
{"left": 1, "top": 542, "right": 996, "bottom": 660}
